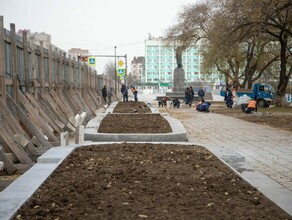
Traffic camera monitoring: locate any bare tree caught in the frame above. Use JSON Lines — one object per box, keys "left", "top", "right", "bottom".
{"left": 164, "top": 0, "right": 291, "bottom": 107}
{"left": 227, "top": 0, "right": 292, "bottom": 106}
{"left": 203, "top": 0, "right": 281, "bottom": 89}
{"left": 163, "top": 2, "right": 212, "bottom": 67}
{"left": 103, "top": 60, "right": 116, "bottom": 82}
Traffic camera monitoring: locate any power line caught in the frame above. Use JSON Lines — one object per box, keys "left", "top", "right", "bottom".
{"left": 53, "top": 40, "right": 144, "bottom": 52}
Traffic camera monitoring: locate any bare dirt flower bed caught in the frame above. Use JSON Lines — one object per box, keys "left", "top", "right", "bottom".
{"left": 14, "top": 143, "right": 292, "bottom": 220}
{"left": 98, "top": 114, "right": 172, "bottom": 133}
{"left": 98, "top": 101, "right": 172, "bottom": 133}
{"left": 113, "top": 101, "right": 151, "bottom": 113}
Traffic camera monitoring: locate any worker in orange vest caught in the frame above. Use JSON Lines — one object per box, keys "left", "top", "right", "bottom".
{"left": 245, "top": 100, "right": 257, "bottom": 113}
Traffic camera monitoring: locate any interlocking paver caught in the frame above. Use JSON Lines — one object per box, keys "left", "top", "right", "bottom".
{"left": 188, "top": 112, "right": 292, "bottom": 186}
{"left": 140, "top": 93, "right": 292, "bottom": 215}
{"left": 173, "top": 110, "right": 292, "bottom": 215}
{"left": 181, "top": 112, "right": 292, "bottom": 191}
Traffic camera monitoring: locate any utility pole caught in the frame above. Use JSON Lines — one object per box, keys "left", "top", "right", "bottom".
{"left": 114, "top": 46, "right": 117, "bottom": 95}
{"left": 78, "top": 51, "right": 127, "bottom": 96}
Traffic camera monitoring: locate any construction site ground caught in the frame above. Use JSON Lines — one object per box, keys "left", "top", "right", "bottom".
{"left": 1, "top": 96, "right": 292, "bottom": 219}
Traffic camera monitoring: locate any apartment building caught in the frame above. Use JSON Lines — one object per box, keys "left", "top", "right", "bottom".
{"left": 17, "top": 29, "right": 67, "bottom": 56}
{"left": 130, "top": 56, "right": 145, "bottom": 83}
{"left": 142, "top": 37, "right": 203, "bottom": 93}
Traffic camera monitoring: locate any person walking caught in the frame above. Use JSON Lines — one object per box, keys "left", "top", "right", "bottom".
{"left": 130, "top": 85, "right": 138, "bottom": 101}
{"left": 107, "top": 87, "right": 113, "bottom": 106}
{"left": 224, "top": 87, "right": 233, "bottom": 108}
{"left": 185, "top": 87, "right": 190, "bottom": 105}
{"left": 197, "top": 87, "right": 205, "bottom": 101}
{"left": 188, "top": 86, "right": 195, "bottom": 107}
{"left": 121, "top": 85, "right": 128, "bottom": 102}
{"left": 102, "top": 85, "right": 107, "bottom": 103}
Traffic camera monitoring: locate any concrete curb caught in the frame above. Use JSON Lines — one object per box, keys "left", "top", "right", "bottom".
{"left": 203, "top": 145, "right": 292, "bottom": 216}
{"left": 105, "top": 102, "right": 159, "bottom": 114}
{"left": 84, "top": 112, "right": 188, "bottom": 142}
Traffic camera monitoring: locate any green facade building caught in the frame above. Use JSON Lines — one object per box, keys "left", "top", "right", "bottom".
{"left": 142, "top": 37, "right": 203, "bottom": 93}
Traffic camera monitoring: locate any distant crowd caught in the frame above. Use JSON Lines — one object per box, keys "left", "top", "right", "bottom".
{"left": 102, "top": 84, "right": 257, "bottom": 114}
{"left": 158, "top": 86, "right": 211, "bottom": 112}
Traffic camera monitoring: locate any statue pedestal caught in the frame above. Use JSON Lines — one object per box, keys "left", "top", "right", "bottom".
{"left": 156, "top": 67, "right": 186, "bottom": 101}
{"left": 173, "top": 67, "right": 185, "bottom": 92}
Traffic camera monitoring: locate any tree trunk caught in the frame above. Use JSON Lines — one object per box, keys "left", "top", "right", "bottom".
{"left": 276, "top": 34, "right": 289, "bottom": 107}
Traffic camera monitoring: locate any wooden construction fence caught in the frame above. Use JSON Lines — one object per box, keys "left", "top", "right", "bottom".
{"left": 0, "top": 16, "right": 118, "bottom": 174}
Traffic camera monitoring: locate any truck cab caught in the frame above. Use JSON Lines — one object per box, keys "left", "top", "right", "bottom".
{"left": 220, "top": 83, "right": 274, "bottom": 107}
{"left": 253, "top": 84, "right": 274, "bottom": 107}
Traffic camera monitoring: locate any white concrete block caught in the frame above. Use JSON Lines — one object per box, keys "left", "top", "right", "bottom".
{"left": 75, "top": 125, "right": 84, "bottom": 144}
{"left": 60, "top": 131, "right": 69, "bottom": 147}
{"left": 79, "top": 112, "right": 87, "bottom": 125}
{"left": 0, "top": 161, "right": 4, "bottom": 171}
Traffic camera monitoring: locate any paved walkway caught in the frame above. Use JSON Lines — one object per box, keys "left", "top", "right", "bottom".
{"left": 182, "top": 111, "right": 292, "bottom": 189}
{"left": 140, "top": 93, "right": 292, "bottom": 189}
{"left": 138, "top": 93, "right": 292, "bottom": 215}
{"left": 165, "top": 107, "right": 292, "bottom": 215}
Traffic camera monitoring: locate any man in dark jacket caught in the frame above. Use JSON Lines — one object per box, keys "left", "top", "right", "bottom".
{"left": 198, "top": 87, "right": 205, "bottom": 101}
{"left": 121, "top": 85, "right": 128, "bottom": 102}
{"left": 188, "top": 86, "right": 195, "bottom": 107}
{"left": 196, "top": 100, "right": 211, "bottom": 112}
{"left": 224, "top": 88, "right": 233, "bottom": 109}
{"left": 102, "top": 85, "right": 107, "bottom": 103}
{"left": 185, "top": 87, "right": 190, "bottom": 104}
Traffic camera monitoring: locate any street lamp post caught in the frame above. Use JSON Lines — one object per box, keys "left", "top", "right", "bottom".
{"left": 77, "top": 53, "right": 81, "bottom": 90}
{"left": 114, "top": 46, "right": 117, "bottom": 95}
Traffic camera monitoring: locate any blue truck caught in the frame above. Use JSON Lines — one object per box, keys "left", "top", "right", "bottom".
{"left": 220, "top": 83, "right": 274, "bottom": 107}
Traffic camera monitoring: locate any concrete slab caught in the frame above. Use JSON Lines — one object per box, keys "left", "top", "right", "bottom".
{"left": 37, "top": 146, "right": 75, "bottom": 164}
{"left": 241, "top": 170, "right": 292, "bottom": 216}
{"left": 0, "top": 163, "right": 60, "bottom": 220}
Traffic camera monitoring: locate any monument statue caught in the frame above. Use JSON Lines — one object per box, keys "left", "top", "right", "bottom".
{"left": 173, "top": 46, "right": 185, "bottom": 92}
{"left": 175, "top": 46, "right": 183, "bottom": 68}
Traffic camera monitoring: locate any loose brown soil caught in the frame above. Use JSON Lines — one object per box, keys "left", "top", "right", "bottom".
{"left": 113, "top": 101, "right": 151, "bottom": 113}
{"left": 210, "top": 102, "right": 292, "bottom": 133}
{"left": 99, "top": 101, "right": 171, "bottom": 133}
{"left": 14, "top": 143, "right": 292, "bottom": 220}
{"left": 98, "top": 114, "right": 172, "bottom": 133}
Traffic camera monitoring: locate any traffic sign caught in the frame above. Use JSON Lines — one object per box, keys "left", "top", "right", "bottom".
{"left": 117, "top": 68, "right": 125, "bottom": 76}
{"left": 88, "top": 57, "right": 96, "bottom": 66}
{"left": 118, "top": 60, "right": 124, "bottom": 67}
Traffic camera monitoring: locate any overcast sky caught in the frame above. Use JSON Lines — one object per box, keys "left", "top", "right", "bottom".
{"left": 1, "top": 0, "right": 199, "bottom": 73}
